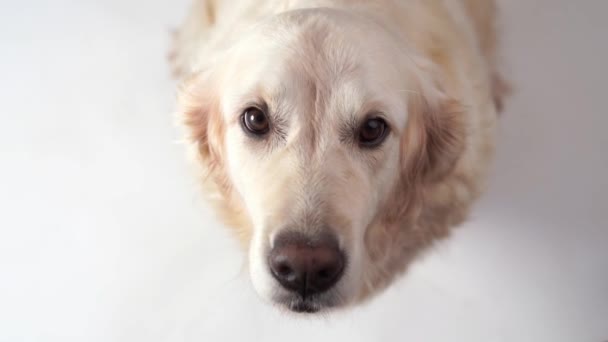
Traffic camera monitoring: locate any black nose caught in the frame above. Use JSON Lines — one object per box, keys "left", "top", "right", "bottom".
{"left": 268, "top": 232, "right": 345, "bottom": 298}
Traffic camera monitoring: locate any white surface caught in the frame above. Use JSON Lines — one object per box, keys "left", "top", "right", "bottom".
{"left": 1, "top": 1, "right": 607, "bottom": 341}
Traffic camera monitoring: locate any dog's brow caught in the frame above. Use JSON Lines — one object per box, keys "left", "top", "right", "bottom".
{"left": 338, "top": 115, "right": 359, "bottom": 144}
{"left": 261, "top": 86, "right": 293, "bottom": 118}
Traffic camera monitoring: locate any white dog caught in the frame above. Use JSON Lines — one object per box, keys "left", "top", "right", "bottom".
{"left": 171, "top": 0, "right": 507, "bottom": 313}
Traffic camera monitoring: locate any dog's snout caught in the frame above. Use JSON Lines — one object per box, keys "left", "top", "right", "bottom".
{"left": 268, "top": 232, "right": 345, "bottom": 298}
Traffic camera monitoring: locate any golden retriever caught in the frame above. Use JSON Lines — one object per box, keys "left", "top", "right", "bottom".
{"left": 170, "top": 0, "right": 506, "bottom": 313}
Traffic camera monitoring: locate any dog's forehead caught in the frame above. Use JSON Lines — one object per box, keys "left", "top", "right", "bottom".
{"left": 222, "top": 11, "right": 409, "bottom": 129}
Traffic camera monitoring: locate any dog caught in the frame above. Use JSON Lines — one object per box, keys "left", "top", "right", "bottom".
{"left": 170, "top": 0, "right": 507, "bottom": 313}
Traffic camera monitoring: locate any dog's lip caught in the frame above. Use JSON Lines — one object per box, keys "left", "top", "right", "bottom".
{"left": 287, "top": 300, "right": 320, "bottom": 313}
{"left": 278, "top": 294, "right": 340, "bottom": 313}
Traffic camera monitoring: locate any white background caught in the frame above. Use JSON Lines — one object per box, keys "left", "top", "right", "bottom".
{"left": 1, "top": 1, "right": 606, "bottom": 341}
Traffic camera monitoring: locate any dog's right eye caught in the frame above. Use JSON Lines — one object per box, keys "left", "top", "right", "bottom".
{"left": 242, "top": 107, "right": 270, "bottom": 135}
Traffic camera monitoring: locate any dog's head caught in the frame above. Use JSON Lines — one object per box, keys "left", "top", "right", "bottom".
{"left": 179, "top": 9, "right": 465, "bottom": 313}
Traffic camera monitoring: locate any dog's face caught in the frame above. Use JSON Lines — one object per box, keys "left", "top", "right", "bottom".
{"left": 180, "top": 9, "right": 464, "bottom": 313}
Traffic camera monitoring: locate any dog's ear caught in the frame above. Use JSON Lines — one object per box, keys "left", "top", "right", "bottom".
{"left": 401, "top": 64, "right": 466, "bottom": 183}
{"left": 177, "top": 73, "right": 252, "bottom": 243}
{"left": 177, "top": 72, "right": 225, "bottom": 174}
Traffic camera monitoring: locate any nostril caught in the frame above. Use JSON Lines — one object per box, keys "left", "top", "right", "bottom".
{"left": 269, "top": 253, "right": 301, "bottom": 289}
{"left": 276, "top": 263, "right": 294, "bottom": 279}
{"left": 277, "top": 264, "right": 290, "bottom": 275}
{"left": 316, "top": 268, "right": 331, "bottom": 280}
{"left": 311, "top": 255, "right": 344, "bottom": 289}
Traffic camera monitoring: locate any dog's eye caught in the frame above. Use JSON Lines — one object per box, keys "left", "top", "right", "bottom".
{"left": 358, "top": 117, "right": 389, "bottom": 147}
{"left": 242, "top": 107, "right": 270, "bottom": 135}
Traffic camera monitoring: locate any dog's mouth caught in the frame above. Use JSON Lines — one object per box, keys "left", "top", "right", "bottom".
{"left": 287, "top": 299, "right": 320, "bottom": 313}
{"left": 278, "top": 295, "right": 334, "bottom": 314}
{"left": 274, "top": 286, "right": 345, "bottom": 314}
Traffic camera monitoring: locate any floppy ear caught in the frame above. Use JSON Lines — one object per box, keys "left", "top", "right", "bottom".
{"left": 178, "top": 72, "right": 225, "bottom": 176}
{"left": 177, "top": 72, "right": 252, "bottom": 244}
{"left": 401, "top": 66, "right": 466, "bottom": 183}
{"left": 377, "top": 63, "right": 466, "bottom": 227}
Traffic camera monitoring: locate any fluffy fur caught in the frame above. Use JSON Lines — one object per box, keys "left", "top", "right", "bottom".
{"left": 171, "top": 0, "right": 505, "bottom": 311}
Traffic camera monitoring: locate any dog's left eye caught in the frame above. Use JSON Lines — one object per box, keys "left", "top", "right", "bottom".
{"left": 358, "top": 117, "right": 389, "bottom": 147}
{"left": 242, "top": 107, "right": 270, "bottom": 135}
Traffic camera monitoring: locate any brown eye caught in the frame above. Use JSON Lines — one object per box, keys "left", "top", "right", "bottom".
{"left": 358, "top": 117, "right": 388, "bottom": 147}
{"left": 242, "top": 107, "right": 270, "bottom": 135}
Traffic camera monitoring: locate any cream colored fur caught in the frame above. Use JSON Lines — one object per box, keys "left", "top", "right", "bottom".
{"left": 171, "top": 0, "right": 504, "bottom": 311}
